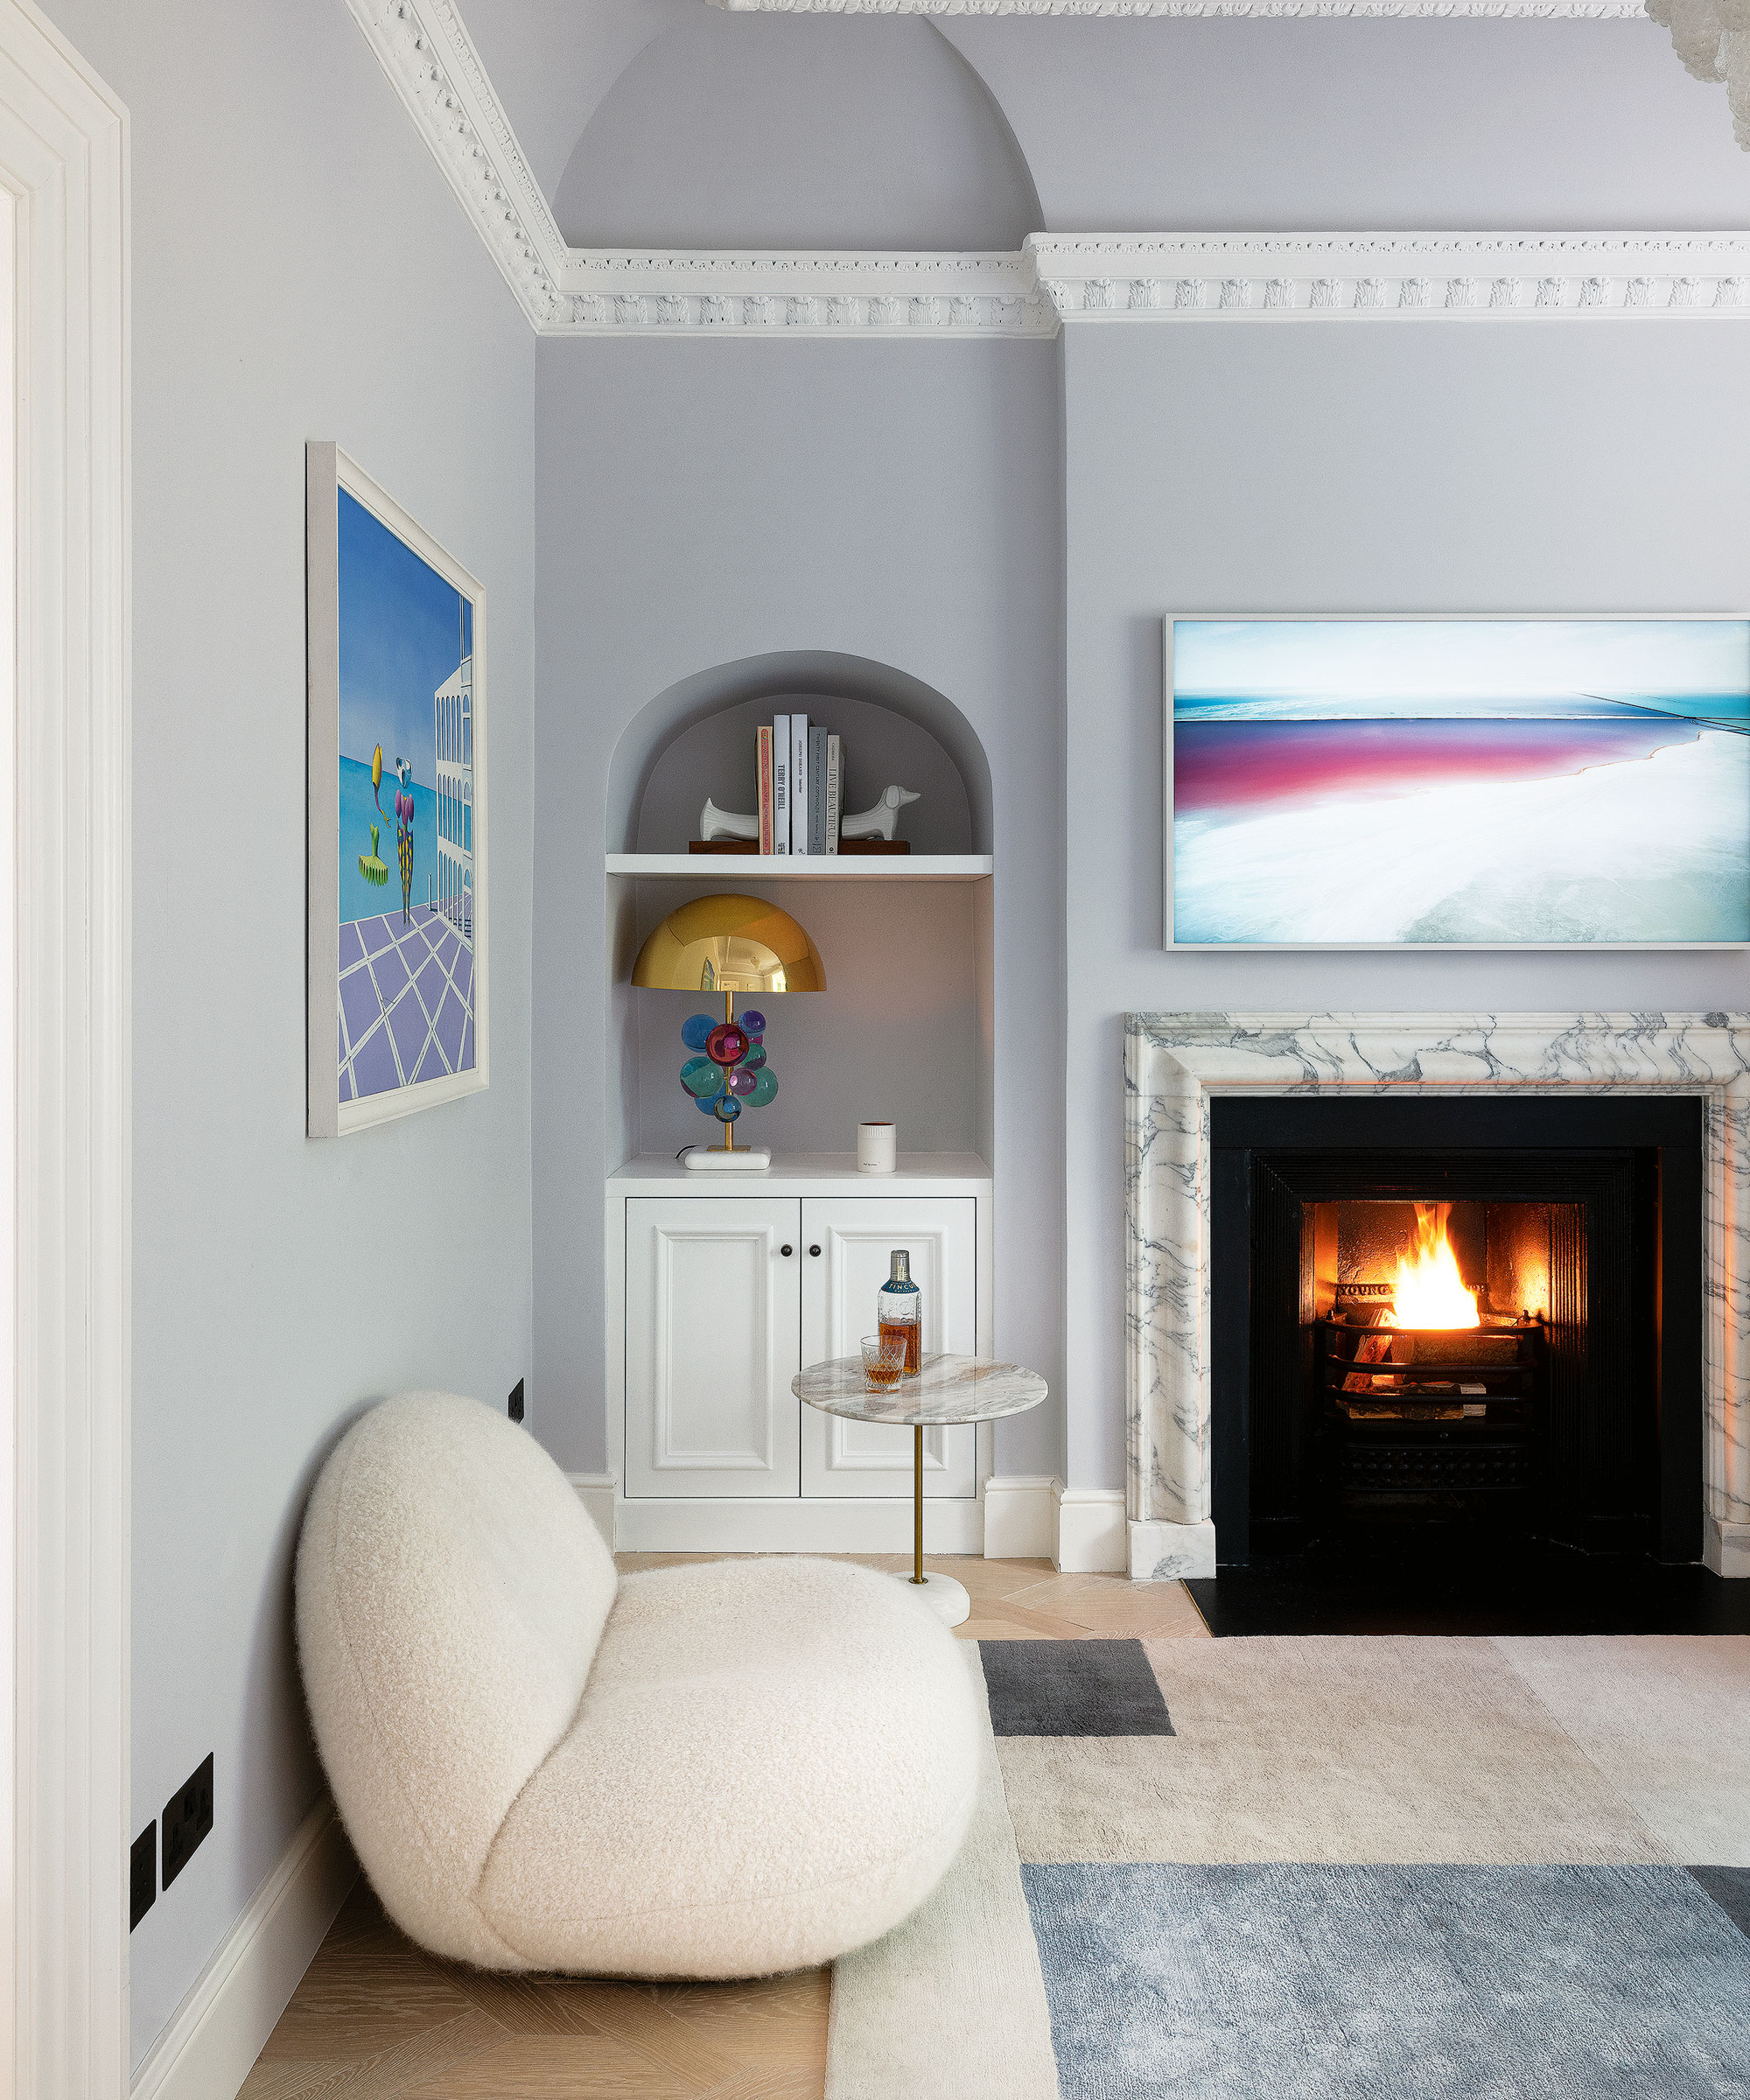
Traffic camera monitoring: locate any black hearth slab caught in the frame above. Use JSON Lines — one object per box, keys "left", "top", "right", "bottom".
{"left": 1185, "top": 1559, "right": 1750, "bottom": 1638}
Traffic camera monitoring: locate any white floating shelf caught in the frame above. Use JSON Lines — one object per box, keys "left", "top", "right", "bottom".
{"left": 606, "top": 853, "right": 992, "bottom": 882}
{"left": 609, "top": 1152, "right": 992, "bottom": 1197}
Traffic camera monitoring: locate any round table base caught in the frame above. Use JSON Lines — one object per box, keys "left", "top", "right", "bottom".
{"left": 895, "top": 1571, "right": 970, "bottom": 1628}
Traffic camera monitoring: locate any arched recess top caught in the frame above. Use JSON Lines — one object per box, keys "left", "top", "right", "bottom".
{"left": 555, "top": 11, "right": 1041, "bottom": 250}
{"left": 606, "top": 651, "right": 995, "bottom": 856}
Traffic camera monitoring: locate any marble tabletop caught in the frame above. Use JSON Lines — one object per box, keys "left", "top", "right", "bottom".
{"left": 793, "top": 1352, "right": 1048, "bottom": 1427}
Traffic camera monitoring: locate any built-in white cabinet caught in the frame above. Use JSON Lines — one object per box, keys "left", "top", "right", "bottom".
{"left": 799, "top": 1198, "right": 975, "bottom": 1499}
{"left": 623, "top": 1198, "right": 803, "bottom": 1499}
{"left": 621, "top": 1183, "right": 978, "bottom": 1506}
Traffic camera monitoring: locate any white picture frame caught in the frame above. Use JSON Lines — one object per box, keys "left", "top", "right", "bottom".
{"left": 306, "top": 442, "right": 489, "bottom": 1134}
{"left": 1164, "top": 612, "right": 1750, "bottom": 951}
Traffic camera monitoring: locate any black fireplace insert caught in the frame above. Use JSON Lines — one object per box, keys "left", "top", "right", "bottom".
{"left": 1209, "top": 1095, "right": 1704, "bottom": 1565}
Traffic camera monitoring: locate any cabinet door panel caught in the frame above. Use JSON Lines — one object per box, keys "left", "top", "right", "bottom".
{"left": 800, "top": 1198, "right": 976, "bottom": 1498}
{"left": 625, "top": 1198, "right": 801, "bottom": 1498}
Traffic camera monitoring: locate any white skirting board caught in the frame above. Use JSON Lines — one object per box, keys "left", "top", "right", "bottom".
{"left": 131, "top": 1798, "right": 357, "bottom": 2100}
{"left": 1053, "top": 1484, "right": 1127, "bottom": 1573}
{"left": 1706, "top": 1516, "right": 1750, "bottom": 1578}
{"left": 606, "top": 1493, "right": 984, "bottom": 1555}
{"left": 981, "top": 1475, "right": 1058, "bottom": 1560}
{"left": 570, "top": 1472, "right": 616, "bottom": 1547}
{"left": 577, "top": 1470, "right": 1162, "bottom": 1573}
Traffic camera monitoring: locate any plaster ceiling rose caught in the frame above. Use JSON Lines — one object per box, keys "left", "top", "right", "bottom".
{"left": 1648, "top": 0, "right": 1750, "bottom": 148}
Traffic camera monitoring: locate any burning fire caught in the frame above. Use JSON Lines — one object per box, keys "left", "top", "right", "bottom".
{"left": 1390, "top": 1203, "right": 1479, "bottom": 1329}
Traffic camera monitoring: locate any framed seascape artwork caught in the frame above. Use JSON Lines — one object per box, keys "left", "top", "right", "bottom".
{"left": 306, "top": 443, "right": 487, "bottom": 1135}
{"left": 1166, "top": 616, "right": 1750, "bottom": 949}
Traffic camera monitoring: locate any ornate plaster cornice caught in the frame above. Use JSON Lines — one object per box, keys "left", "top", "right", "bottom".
{"left": 710, "top": 0, "right": 1642, "bottom": 13}
{"left": 557, "top": 249, "right": 1052, "bottom": 335}
{"left": 1029, "top": 232, "right": 1750, "bottom": 320}
{"left": 346, "top": 0, "right": 570, "bottom": 326}
{"left": 345, "top": 4, "right": 1750, "bottom": 337}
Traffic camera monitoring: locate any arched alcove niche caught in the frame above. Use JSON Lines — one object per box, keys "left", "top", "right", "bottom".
{"left": 606, "top": 651, "right": 994, "bottom": 856}
{"left": 555, "top": 12, "right": 1041, "bottom": 252}
{"left": 604, "top": 654, "right": 995, "bottom": 1172}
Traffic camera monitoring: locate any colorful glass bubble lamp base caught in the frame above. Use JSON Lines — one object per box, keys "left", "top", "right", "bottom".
{"left": 679, "top": 996, "right": 778, "bottom": 1171}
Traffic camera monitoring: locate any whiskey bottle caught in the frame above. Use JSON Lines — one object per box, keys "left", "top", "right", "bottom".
{"left": 878, "top": 1250, "right": 920, "bottom": 1375}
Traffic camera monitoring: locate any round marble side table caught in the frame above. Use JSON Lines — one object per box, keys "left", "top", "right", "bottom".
{"left": 793, "top": 1353, "right": 1048, "bottom": 1627}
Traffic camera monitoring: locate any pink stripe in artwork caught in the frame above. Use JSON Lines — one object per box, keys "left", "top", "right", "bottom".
{"left": 1172, "top": 718, "right": 1702, "bottom": 816}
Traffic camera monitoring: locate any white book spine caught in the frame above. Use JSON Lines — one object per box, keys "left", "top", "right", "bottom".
{"left": 789, "top": 712, "right": 808, "bottom": 856}
{"left": 825, "top": 735, "right": 842, "bottom": 853}
{"left": 772, "top": 714, "right": 790, "bottom": 853}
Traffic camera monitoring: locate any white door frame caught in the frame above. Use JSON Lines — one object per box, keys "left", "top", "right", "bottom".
{"left": 0, "top": 4, "right": 130, "bottom": 2095}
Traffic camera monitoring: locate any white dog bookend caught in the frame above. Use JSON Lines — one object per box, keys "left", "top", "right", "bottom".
{"left": 699, "top": 798, "right": 760, "bottom": 842}
{"left": 839, "top": 786, "right": 920, "bottom": 842}
{"left": 699, "top": 783, "right": 920, "bottom": 846}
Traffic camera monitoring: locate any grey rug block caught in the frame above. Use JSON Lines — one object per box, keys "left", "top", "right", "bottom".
{"left": 1693, "top": 1866, "right": 1750, "bottom": 1940}
{"left": 1025, "top": 1861, "right": 1750, "bottom": 2100}
{"left": 981, "top": 1639, "right": 1174, "bottom": 1737}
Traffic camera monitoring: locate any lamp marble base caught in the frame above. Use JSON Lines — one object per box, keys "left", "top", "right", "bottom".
{"left": 897, "top": 1571, "right": 970, "bottom": 1628}
{"left": 683, "top": 1145, "right": 771, "bottom": 1171}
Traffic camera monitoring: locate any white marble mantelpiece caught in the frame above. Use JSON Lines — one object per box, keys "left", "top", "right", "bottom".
{"left": 1124, "top": 1013, "right": 1750, "bottom": 1581}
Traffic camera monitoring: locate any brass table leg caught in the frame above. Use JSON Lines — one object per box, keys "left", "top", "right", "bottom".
{"left": 912, "top": 1422, "right": 925, "bottom": 1584}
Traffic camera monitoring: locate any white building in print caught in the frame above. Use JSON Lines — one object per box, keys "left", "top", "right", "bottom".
{"left": 434, "top": 655, "right": 473, "bottom": 944}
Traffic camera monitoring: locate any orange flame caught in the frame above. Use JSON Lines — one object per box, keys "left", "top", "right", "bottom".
{"left": 1390, "top": 1203, "right": 1479, "bottom": 1329}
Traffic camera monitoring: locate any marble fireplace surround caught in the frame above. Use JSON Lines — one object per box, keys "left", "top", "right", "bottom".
{"left": 1124, "top": 1012, "right": 1750, "bottom": 1582}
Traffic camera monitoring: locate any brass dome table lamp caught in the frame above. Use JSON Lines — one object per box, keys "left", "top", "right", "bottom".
{"left": 631, "top": 893, "right": 825, "bottom": 1172}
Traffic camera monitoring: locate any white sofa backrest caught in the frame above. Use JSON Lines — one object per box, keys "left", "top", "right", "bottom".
{"left": 296, "top": 1390, "right": 617, "bottom": 1963}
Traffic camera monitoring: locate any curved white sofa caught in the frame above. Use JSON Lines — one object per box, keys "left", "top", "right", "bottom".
{"left": 295, "top": 1390, "right": 980, "bottom": 1978}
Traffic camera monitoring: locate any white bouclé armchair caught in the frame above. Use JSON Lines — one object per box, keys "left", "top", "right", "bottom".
{"left": 295, "top": 1390, "right": 979, "bottom": 1978}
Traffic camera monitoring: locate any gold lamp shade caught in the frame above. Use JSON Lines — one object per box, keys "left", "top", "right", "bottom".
{"left": 631, "top": 893, "right": 825, "bottom": 995}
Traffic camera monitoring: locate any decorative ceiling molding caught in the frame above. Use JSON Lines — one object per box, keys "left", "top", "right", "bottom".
{"left": 558, "top": 249, "right": 1052, "bottom": 335}
{"left": 709, "top": 0, "right": 1643, "bottom": 12}
{"left": 346, "top": 0, "right": 570, "bottom": 326}
{"left": 1030, "top": 233, "right": 1750, "bottom": 320}
{"left": 346, "top": 3, "right": 1750, "bottom": 337}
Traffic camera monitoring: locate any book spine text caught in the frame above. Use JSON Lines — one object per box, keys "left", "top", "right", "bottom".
{"left": 756, "top": 726, "right": 774, "bottom": 856}
{"left": 789, "top": 713, "right": 808, "bottom": 855}
{"left": 824, "top": 734, "right": 842, "bottom": 853}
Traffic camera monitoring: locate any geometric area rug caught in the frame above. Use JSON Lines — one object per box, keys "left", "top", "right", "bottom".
{"left": 827, "top": 1634, "right": 1750, "bottom": 2100}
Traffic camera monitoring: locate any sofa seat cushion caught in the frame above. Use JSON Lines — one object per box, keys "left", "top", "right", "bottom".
{"left": 475, "top": 1555, "right": 980, "bottom": 1978}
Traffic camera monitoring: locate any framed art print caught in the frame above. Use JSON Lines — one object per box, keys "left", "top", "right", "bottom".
{"left": 1166, "top": 616, "right": 1750, "bottom": 948}
{"left": 307, "top": 443, "right": 487, "bottom": 1135}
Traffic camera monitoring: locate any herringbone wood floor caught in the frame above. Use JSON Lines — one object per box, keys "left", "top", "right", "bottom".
{"left": 242, "top": 1557, "right": 1205, "bottom": 2099}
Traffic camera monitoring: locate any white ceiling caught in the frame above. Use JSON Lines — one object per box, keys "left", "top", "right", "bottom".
{"left": 445, "top": 0, "right": 1748, "bottom": 236}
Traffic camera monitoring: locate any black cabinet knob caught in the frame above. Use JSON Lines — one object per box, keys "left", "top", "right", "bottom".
{"left": 808, "top": 1244, "right": 822, "bottom": 1257}
{"left": 780, "top": 1244, "right": 793, "bottom": 1257}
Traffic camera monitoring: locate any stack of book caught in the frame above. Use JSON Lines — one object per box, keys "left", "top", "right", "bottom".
{"left": 760, "top": 714, "right": 842, "bottom": 856}
{"left": 689, "top": 712, "right": 911, "bottom": 856}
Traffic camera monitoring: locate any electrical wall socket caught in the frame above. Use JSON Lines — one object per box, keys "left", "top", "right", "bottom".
{"left": 161, "top": 1754, "right": 214, "bottom": 1890}
{"left": 130, "top": 1824, "right": 157, "bottom": 1929}
{"left": 508, "top": 1377, "right": 524, "bottom": 1423}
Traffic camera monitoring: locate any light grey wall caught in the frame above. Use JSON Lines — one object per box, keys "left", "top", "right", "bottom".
{"left": 939, "top": 18, "right": 1750, "bottom": 228}
{"left": 38, "top": 0, "right": 536, "bottom": 2069}
{"left": 1062, "top": 317, "right": 1750, "bottom": 1488}
{"left": 554, "top": 11, "right": 1041, "bottom": 248}
{"left": 534, "top": 336, "right": 1063, "bottom": 1480}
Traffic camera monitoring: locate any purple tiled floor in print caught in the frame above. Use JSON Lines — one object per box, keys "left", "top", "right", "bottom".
{"left": 336, "top": 904, "right": 476, "bottom": 1103}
